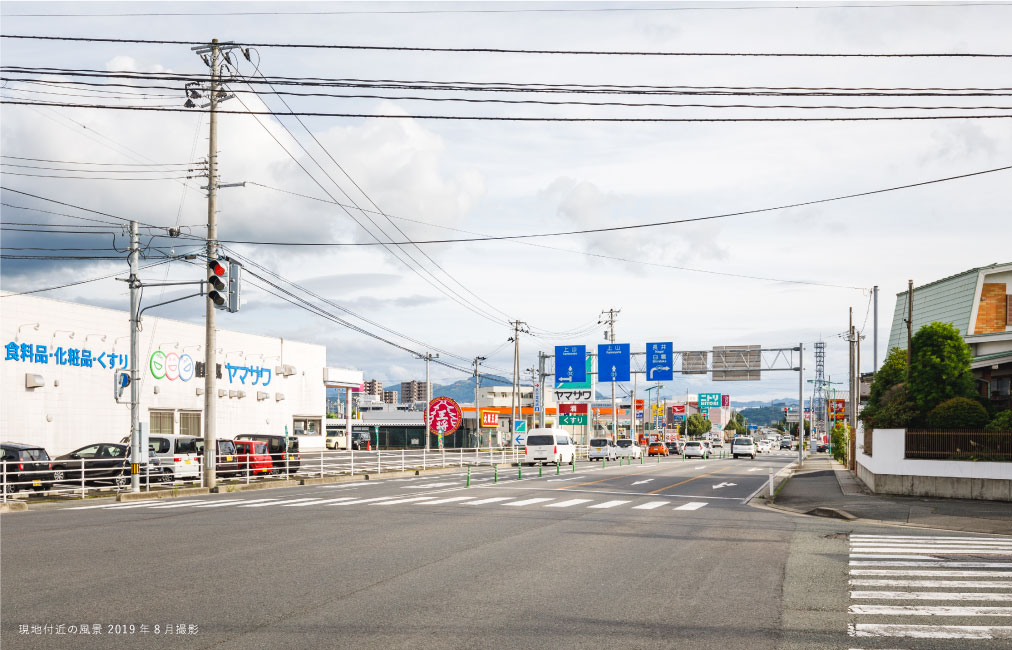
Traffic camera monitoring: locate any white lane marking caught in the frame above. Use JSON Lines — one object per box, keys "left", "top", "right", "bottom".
{"left": 850, "top": 546, "right": 1011, "bottom": 550}
{"left": 694, "top": 465, "right": 706, "bottom": 469}
{"left": 850, "top": 624, "right": 1012, "bottom": 639}
{"left": 376, "top": 496, "right": 439, "bottom": 505}
{"left": 851, "top": 570, "right": 1012, "bottom": 577}
{"left": 851, "top": 579, "right": 1012, "bottom": 588}
{"left": 851, "top": 591, "right": 1012, "bottom": 601}
{"left": 189, "top": 500, "right": 245, "bottom": 508}
{"left": 466, "top": 497, "right": 513, "bottom": 505}
{"left": 848, "top": 605, "right": 1012, "bottom": 616}
{"left": 147, "top": 501, "right": 212, "bottom": 509}
{"left": 420, "top": 497, "right": 476, "bottom": 505}
{"left": 284, "top": 497, "right": 358, "bottom": 507}
{"left": 503, "top": 498, "right": 555, "bottom": 507}
{"left": 217, "top": 498, "right": 278, "bottom": 508}
{"left": 747, "top": 468, "right": 762, "bottom": 472}
{"left": 674, "top": 502, "right": 708, "bottom": 511}
{"left": 546, "top": 476, "right": 583, "bottom": 482}
{"left": 852, "top": 535, "right": 1012, "bottom": 542}
{"left": 631, "top": 479, "right": 654, "bottom": 485}
{"left": 850, "top": 561, "right": 1012, "bottom": 568}
{"left": 238, "top": 498, "right": 306, "bottom": 508}
{"left": 405, "top": 482, "right": 456, "bottom": 489}
{"left": 588, "top": 500, "right": 630, "bottom": 509}
{"left": 850, "top": 555, "right": 938, "bottom": 560}
{"left": 329, "top": 496, "right": 404, "bottom": 506}
{"left": 632, "top": 501, "right": 669, "bottom": 510}
{"left": 545, "top": 499, "right": 592, "bottom": 508}
{"left": 68, "top": 502, "right": 149, "bottom": 510}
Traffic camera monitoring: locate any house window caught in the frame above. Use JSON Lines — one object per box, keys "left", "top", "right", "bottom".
{"left": 179, "top": 411, "right": 201, "bottom": 436}
{"left": 149, "top": 410, "right": 174, "bottom": 435}
{"left": 293, "top": 418, "right": 321, "bottom": 435}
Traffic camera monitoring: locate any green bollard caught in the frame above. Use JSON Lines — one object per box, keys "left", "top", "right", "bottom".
{"left": 494, "top": 464, "right": 498, "bottom": 483}
{"left": 539, "top": 464, "right": 542, "bottom": 478}
{"left": 640, "top": 454, "right": 643, "bottom": 465}
{"left": 556, "top": 462, "right": 560, "bottom": 475}
{"left": 466, "top": 466, "right": 471, "bottom": 487}
{"left": 657, "top": 453, "right": 660, "bottom": 464}
{"left": 573, "top": 456, "right": 576, "bottom": 472}
{"left": 602, "top": 458, "right": 606, "bottom": 470}
{"left": 518, "top": 463, "right": 522, "bottom": 480}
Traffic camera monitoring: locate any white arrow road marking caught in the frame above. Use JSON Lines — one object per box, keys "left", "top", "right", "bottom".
{"left": 631, "top": 479, "right": 654, "bottom": 485}
{"left": 712, "top": 482, "right": 737, "bottom": 489}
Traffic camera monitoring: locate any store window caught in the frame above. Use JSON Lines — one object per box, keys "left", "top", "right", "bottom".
{"left": 149, "top": 410, "right": 174, "bottom": 435}
{"left": 179, "top": 411, "right": 201, "bottom": 437}
{"left": 293, "top": 418, "right": 321, "bottom": 435}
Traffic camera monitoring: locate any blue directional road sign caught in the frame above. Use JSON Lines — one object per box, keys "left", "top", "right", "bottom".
{"left": 646, "top": 342, "right": 673, "bottom": 381}
{"left": 597, "top": 343, "right": 630, "bottom": 383}
{"left": 555, "top": 345, "right": 587, "bottom": 387}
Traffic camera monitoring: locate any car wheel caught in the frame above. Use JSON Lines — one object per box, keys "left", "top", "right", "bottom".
{"left": 52, "top": 467, "right": 66, "bottom": 482}
{"left": 114, "top": 474, "right": 129, "bottom": 487}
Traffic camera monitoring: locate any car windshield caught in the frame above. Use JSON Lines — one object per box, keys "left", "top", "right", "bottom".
{"left": 527, "top": 435, "right": 554, "bottom": 446}
{"left": 26, "top": 449, "right": 50, "bottom": 461}
{"left": 616, "top": 440, "right": 632, "bottom": 447}
{"left": 287, "top": 438, "right": 299, "bottom": 452}
{"left": 254, "top": 443, "right": 268, "bottom": 454}
{"left": 685, "top": 442, "right": 700, "bottom": 447}
{"left": 590, "top": 439, "right": 609, "bottom": 447}
{"left": 734, "top": 439, "right": 753, "bottom": 445}
{"left": 175, "top": 438, "right": 198, "bottom": 454}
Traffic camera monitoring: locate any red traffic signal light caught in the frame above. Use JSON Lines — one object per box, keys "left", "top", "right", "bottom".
{"left": 208, "top": 259, "right": 227, "bottom": 307}
{"left": 209, "top": 260, "right": 226, "bottom": 276}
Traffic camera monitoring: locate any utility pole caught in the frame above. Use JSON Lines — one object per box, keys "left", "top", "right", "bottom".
{"left": 414, "top": 352, "right": 438, "bottom": 450}
{"left": 849, "top": 309, "right": 857, "bottom": 471}
{"left": 473, "top": 356, "right": 485, "bottom": 448}
{"left": 128, "top": 221, "right": 141, "bottom": 492}
{"left": 201, "top": 39, "right": 221, "bottom": 490}
{"left": 537, "top": 351, "right": 546, "bottom": 429}
{"left": 509, "top": 321, "right": 527, "bottom": 442}
{"left": 798, "top": 342, "right": 804, "bottom": 467}
{"left": 872, "top": 285, "right": 879, "bottom": 375}
{"left": 600, "top": 308, "right": 620, "bottom": 441}
{"left": 631, "top": 367, "right": 637, "bottom": 443}
{"left": 906, "top": 279, "right": 914, "bottom": 379}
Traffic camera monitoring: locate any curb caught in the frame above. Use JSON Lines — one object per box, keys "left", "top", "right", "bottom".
{"left": 744, "top": 458, "right": 800, "bottom": 505}
{"left": 116, "top": 487, "right": 211, "bottom": 502}
{"left": 0, "top": 501, "right": 29, "bottom": 513}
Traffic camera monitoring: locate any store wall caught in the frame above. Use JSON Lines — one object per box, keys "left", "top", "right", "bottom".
{"left": 2, "top": 293, "right": 325, "bottom": 456}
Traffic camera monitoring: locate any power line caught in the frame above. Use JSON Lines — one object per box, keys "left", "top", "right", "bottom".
{"left": 4, "top": 34, "right": 1011, "bottom": 57}
{"left": 0, "top": 256, "right": 187, "bottom": 297}
{"left": 6, "top": 99, "right": 1011, "bottom": 122}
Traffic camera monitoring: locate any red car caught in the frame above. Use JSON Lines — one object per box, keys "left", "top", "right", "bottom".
{"left": 233, "top": 440, "right": 273, "bottom": 475}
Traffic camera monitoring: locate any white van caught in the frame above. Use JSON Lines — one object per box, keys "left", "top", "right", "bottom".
{"left": 147, "top": 434, "right": 201, "bottom": 481}
{"left": 523, "top": 429, "right": 575, "bottom": 466}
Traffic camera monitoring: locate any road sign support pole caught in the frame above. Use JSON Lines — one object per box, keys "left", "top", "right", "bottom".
{"left": 798, "top": 341, "right": 805, "bottom": 468}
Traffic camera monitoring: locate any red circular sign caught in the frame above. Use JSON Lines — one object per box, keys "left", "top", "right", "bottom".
{"left": 426, "top": 396, "right": 463, "bottom": 435}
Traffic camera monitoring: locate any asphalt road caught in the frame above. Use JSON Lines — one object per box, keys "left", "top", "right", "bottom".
{"left": 2, "top": 451, "right": 1009, "bottom": 650}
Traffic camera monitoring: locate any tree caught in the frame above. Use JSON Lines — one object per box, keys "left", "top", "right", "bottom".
{"left": 867, "top": 347, "right": 907, "bottom": 411}
{"left": 986, "top": 410, "right": 1012, "bottom": 432}
{"left": 863, "top": 383, "right": 919, "bottom": 429}
{"left": 908, "top": 322, "right": 976, "bottom": 413}
{"left": 926, "top": 397, "right": 990, "bottom": 429}
{"left": 684, "top": 414, "right": 711, "bottom": 437}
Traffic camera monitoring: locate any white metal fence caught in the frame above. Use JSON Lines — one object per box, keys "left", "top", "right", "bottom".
{"left": 1, "top": 446, "right": 597, "bottom": 502}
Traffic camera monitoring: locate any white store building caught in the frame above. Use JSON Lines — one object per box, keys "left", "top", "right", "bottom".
{"left": 1, "top": 293, "right": 361, "bottom": 456}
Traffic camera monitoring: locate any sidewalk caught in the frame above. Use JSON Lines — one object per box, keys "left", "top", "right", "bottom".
{"left": 765, "top": 453, "right": 1012, "bottom": 536}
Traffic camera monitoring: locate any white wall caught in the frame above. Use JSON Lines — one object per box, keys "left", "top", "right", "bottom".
{"left": 858, "top": 429, "right": 1011, "bottom": 481}
{"left": 2, "top": 293, "right": 326, "bottom": 456}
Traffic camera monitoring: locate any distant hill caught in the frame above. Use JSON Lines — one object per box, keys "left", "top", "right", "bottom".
{"left": 738, "top": 400, "right": 798, "bottom": 426}
{"left": 432, "top": 377, "right": 512, "bottom": 404}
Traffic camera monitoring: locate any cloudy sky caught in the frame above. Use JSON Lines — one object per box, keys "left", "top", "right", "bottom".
{"left": 2, "top": 1, "right": 1010, "bottom": 402}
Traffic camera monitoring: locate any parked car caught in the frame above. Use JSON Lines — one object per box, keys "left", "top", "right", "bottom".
{"left": 195, "top": 439, "right": 241, "bottom": 479}
{"left": 682, "top": 440, "right": 710, "bottom": 459}
{"left": 1, "top": 442, "right": 53, "bottom": 493}
{"left": 233, "top": 440, "right": 274, "bottom": 475}
{"left": 145, "top": 434, "right": 201, "bottom": 482}
{"left": 647, "top": 441, "right": 669, "bottom": 457}
{"left": 524, "top": 429, "right": 575, "bottom": 466}
{"left": 615, "top": 438, "right": 642, "bottom": 460}
{"left": 52, "top": 443, "right": 132, "bottom": 486}
{"left": 587, "top": 437, "right": 618, "bottom": 461}
{"left": 731, "top": 436, "right": 757, "bottom": 460}
{"left": 816, "top": 440, "right": 829, "bottom": 453}
{"left": 235, "top": 435, "right": 301, "bottom": 475}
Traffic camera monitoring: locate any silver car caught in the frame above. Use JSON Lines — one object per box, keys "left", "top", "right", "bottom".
{"left": 682, "top": 440, "right": 710, "bottom": 459}
{"left": 731, "top": 436, "right": 756, "bottom": 460}
{"left": 615, "top": 438, "right": 642, "bottom": 460}
{"left": 588, "top": 437, "right": 618, "bottom": 461}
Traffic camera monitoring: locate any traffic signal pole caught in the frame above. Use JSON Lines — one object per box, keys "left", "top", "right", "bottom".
{"left": 129, "top": 221, "right": 141, "bottom": 492}
{"left": 203, "top": 40, "right": 220, "bottom": 490}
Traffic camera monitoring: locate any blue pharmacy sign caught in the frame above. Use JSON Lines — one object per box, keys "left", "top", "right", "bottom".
{"left": 554, "top": 345, "right": 587, "bottom": 386}
{"left": 646, "top": 342, "right": 673, "bottom": 381}
{"left": 597, "top": 343, "right": 630, "bottom": 383}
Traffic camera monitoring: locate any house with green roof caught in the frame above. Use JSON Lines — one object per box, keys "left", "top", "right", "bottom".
{"left": 887, "top": 262, "right": 1012, "bottom": 411}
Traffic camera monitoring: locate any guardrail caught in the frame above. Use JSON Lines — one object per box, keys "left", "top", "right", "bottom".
{"left": 1, "top": 446, "right": 595, "bottom": 502}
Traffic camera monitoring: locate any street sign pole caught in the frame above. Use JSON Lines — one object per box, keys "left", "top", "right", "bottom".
{"left": 798, "top": 342, "right": 804, "bottom": 467}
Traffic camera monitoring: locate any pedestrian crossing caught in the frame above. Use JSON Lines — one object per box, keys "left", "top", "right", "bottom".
{"left": 68, "top": 493, "right": 710, "bottom": 515}
{"left": 848, "top": 533, "right": 1012, "bottom": 642}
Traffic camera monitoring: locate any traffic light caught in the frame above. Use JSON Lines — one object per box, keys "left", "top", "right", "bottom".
{"left": 226, "top": 259, "right": 241, "bottom": 313}
{"left": 208, "top": 258, "right": 227, "bottom": 309}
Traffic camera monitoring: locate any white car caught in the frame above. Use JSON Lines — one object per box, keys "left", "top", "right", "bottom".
{"left": 757, "top": 439, "right": 772, "bottom": 454}
{"left": 731, "top": 436, "right": 756, "bottom": 460}
{"left": 523, "top": 429, "right": 576, "bottom": 466}
{"left": 682, "top": 440, "right": 710, "bottom": 459}
{"left": 588, "top": 437, "right": 618, "bottom": 461}
{"left": 615, "top": 438, "right": 642, "bottom": 460}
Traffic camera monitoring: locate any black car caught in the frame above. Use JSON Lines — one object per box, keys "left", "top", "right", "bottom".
{"left": 52, "top": 443, "right": 133, "bottom": 486}
{"left": 816, "top": 441, "right": 829, "bottom": 453}
{"left": 195, "top": 439, "right": 241, "bottom": 479}
{"left": 235, "top": 435, "right": 301, "bottom": 475}
{"left": 1, "top": 442, "right": 53, "bottom": 493}
{"left": 780, "top": 438, "right": 794, "bottom": 450}
{"left": 665, "top": 442, "right": 679, "bottom": 455}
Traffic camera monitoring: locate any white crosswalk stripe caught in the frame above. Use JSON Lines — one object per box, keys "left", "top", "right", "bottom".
{"left": 674, "top": 502, "right": 708, "bottom": 511}
{"left": 544, "top": 499, "right": 592, "bottom": 508}
{"left": 848, "top": 533, "right": 1012, "bottom": 642}
{"left": 420, "top": 497, "right": 476, "bottom": 505}
{"left": 632, "top": 501, "right": 670, "bottom": 510}
{"left": 503, "top": 498, "right": 555, "bottom": 507}
{"left": 588, "top": 500, "right": 630, "bottom": 509}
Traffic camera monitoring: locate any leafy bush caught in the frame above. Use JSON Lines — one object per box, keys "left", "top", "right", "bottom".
{"left": 925, "top": 396, "right": 990, "bottom": 429}
{"left": 985, "top": 409, "right": 1012, "bottom": 432}
{"left": 864, "top": 384, "right": 920, "bottom": 429}
{"left": 908, "top": 322, "right": 976, "bottom": 413}
{"left": 830, "top": 424, "right": 846, "bottom": 464}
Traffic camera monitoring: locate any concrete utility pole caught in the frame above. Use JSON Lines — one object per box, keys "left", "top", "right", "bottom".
{"left": 414, "top": 352, "right": 438, "bottom": 450}
{"left": 849, "top": 309, "right": 857, "bottom": 471}
{"left": 537, "top": 351, "right": 546, "bottom": 429}
{"left": 202, "top": 39, "right": 221, "bottom": 490}
{"left": 798, "top": 342, "right": 804, "bottom": 467}
{"left": 473, "top": 356, "right": 485, "bottom": 448}
{"left": 873, "top": 285, "right": 879, "bottom": 375}
{"left": 631, "top": 369, "right": 637, "bottom": 442}
{"left": 600, "top": 308, "right": 620, "bottom": 441}
{"left": 906, "top": 279, "right": 914, "bottom": 380}
{"left": 128, "top": 221, "right": 142, "bottom": 492}
{"left": 509, "top": 321, "right": 527, "bottom": 442}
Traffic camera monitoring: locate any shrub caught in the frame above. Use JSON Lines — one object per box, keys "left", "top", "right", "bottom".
{"left": 864, "top": 384, "right": 920, "bottom": 429}
{"left": 830, "top": 424, "right": 847, "bottom": 464}
{"left": 925, "top": 396, "right": 990, "bottom": 429}
{"left": 908, "top": 322, "right": 976, "bottom": 413}
{"left": 985, "top": 409, "right": 1012, "bottom": 432}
